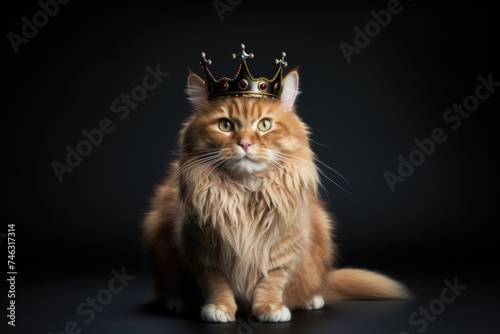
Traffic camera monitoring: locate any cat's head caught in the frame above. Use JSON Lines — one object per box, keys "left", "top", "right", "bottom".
{"left": 180, "top": 70, "right": 314, "bottom": 176}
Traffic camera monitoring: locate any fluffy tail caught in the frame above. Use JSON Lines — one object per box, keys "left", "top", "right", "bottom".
{"left": 323, "top": 268, "right": 411, "bottom": 301}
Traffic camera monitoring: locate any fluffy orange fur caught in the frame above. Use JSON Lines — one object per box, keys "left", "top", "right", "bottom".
{"left": 142, "top": 70, "right": 409, "bottom": 323}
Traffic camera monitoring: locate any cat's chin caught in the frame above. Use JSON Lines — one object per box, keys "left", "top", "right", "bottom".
{"left": 230, "top": 158, "right": 267, "bottom": 174}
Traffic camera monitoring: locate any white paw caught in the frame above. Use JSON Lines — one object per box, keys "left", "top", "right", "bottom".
{"left": 200, "top": 304, "right": 235, "bottom": 323}
{"left": 258, "top": 305, "right": 291, "bottom": 322}
{"left": 303, "top": 295, "right": 324, "bottom": 310}
{"left": 165, "top": 298, "right": 186, "bottom": 313}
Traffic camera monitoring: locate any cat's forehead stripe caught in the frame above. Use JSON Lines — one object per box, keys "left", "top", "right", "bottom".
{"left": 218, "top": 99, "right": 273, "bottom": 122}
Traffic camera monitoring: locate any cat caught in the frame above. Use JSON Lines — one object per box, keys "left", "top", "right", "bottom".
{"left": 142, "top": 69, "right": 410, "bottom": 323}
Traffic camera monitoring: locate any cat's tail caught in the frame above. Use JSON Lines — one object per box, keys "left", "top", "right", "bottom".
{"left": 322, "top": 268, "right": 411, "bottom": 301}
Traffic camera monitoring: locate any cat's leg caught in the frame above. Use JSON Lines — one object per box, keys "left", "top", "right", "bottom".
{"left": 161, "top": 258, "right": 193, "bottom": 314}
{"left": 146, "top": 242, "right": 188, "bottom": 313}
{"left": 252, "top": 268, "right": 292, "bottom": 322}
{"left": 144, "top": 217, "right": 202, "bottom": 313}
{"left": 143, "top": 182, "right": 194, "bottom": 313}
{"left": 283, "top": 197, "right": 333, "bottom": 311}
{"left": 199, "top": 270, "right": 237, "bottom": 323}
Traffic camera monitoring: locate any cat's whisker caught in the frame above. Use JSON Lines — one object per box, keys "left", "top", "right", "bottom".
{"left": 270, "top": 152, "right": 312, "bottom": 168}
{"left": 270, "top": 157, "right": 299, "bottom": 172}
{"left": 170, "top": 149, "right": 223, "bottom": 157}
{"left": 266, "top": 161, "right": 284, "bottom": 173}
{"left": 317, "top": 178, "right": 331, "bottom": 203}
{"left": 267, "top": 153, "right": 333, "bottom": 201}
{"left": 315, "top": 166, "right": 352, "bottom": 194}
{"left": 313, "top": 157, "right": 353, "bottom": 193}
{"left": 309, "top": 139, "right": 329, "bottom": 147}
{"left": 175, "top": 157, "right": 226, "bottom": 190}
{"left": 178, "top": 157, "right": 222, "bottom": 176}
{"left": 169, "top": 140, "right": 196, "bottom": 154}
{"left": 167, "top": 153, "right": 222, "bottom": 186}
{"left": 269, "top": 150, "right": 353, "bottom": 194}
{"left": 216, "top": 159, "right": 231, "bottom": 173}
{"left": 173, "top": 150, "right": 222, "bottom": 159}
{"left": 257, "top": 157, "right": 283, "bottom": 173}
{"left": 170, "top": 148, "right": 236, "bottom": 186}
{"left": 178, "top": 151, "right": 222, "bottom": 166}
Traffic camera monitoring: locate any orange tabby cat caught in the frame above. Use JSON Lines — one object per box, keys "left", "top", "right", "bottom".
{"left": 142, "top": 69, "right": 409, "bottom": 322}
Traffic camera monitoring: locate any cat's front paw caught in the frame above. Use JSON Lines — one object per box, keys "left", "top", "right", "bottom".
{"left": 253, "top": 304, "right": 291, "bottom": 322}
{"left": 302, "top": 295, "right": 325, "bottom": 310}
{"left": 200, "top": 304, "right": 236, "bottom": 323}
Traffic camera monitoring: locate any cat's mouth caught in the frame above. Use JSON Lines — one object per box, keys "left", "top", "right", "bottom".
{"left": 241, "top": 155, "right": 256, "bottom": 162}
{"left": 231, "top": 154, "right": 267, "bottom": 173}
{"left": 238, "top": 153, "right": 263, "bottom": 164}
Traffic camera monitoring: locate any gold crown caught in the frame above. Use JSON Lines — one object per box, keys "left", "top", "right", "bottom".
{"left": 200, "top": 44, "right": 288, "bottom": 101}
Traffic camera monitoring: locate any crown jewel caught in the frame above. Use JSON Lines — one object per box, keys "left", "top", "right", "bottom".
{"left": 200, "top": 44, "right": 288, "bottom": 101}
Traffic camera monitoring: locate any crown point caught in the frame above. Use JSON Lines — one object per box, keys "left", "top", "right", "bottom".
{"left": 233, "top": 43, "right": 254, "bottom": 61}
{"left": 275, "top": 52, "right": 288, "bottom": 67}
{"left": 200, "top": 52, "right": 212, "bottom": 66}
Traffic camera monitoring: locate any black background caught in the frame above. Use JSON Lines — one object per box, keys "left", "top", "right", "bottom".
{"left": 5, "top": 1, "right": 499, "bottom": 333}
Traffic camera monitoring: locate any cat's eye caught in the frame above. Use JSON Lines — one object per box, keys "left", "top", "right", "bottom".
{"left": 257, "top": 118, "right": 272, "bottom": 132}
{"left": 218, "top": 119, "right": 234, "bottom": 132}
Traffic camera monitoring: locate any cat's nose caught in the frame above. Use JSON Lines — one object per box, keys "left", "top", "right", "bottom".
{"left": 238, "top": 140, "right": 252, "bottom": 152}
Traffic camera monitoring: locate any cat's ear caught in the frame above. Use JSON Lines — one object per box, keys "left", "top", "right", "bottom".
{"left": 186, "top": 71, "right": 209, "bottom": 110}
{"left": 280, "top": 69, "right": 300, "bottom": 112}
